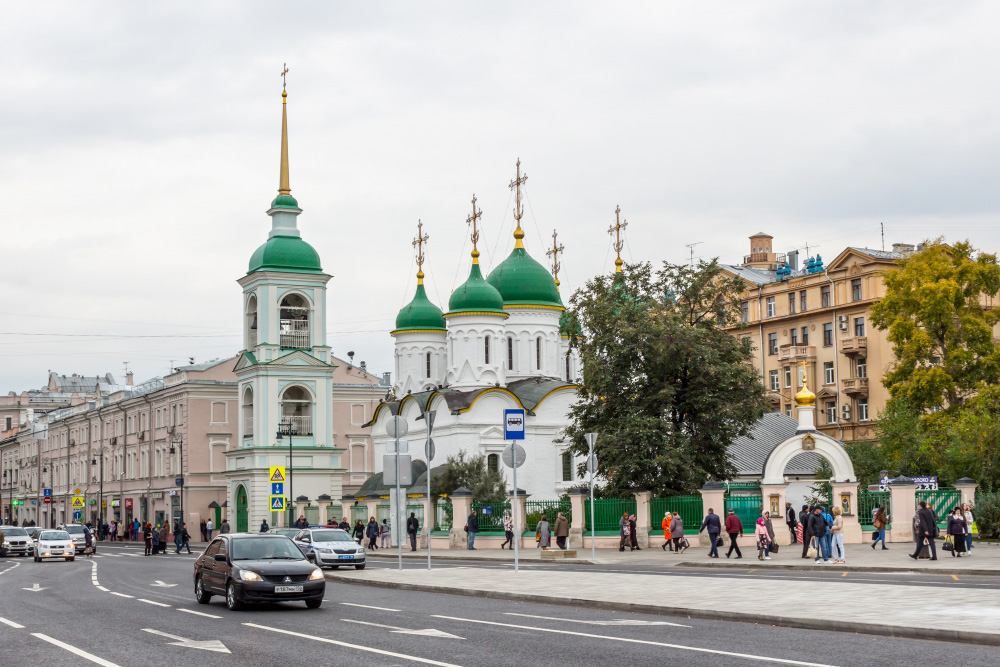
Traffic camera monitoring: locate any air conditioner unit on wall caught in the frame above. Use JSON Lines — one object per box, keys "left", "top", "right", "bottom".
{"left": 838, "top": 316, "right": 849, "bottom": 331}
{"left": 841, "top": 404, "right": 852, "bottom": 421}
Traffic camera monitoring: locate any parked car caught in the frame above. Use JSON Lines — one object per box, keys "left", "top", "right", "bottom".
{"left": 1, "top": 526, "right": 35, "bottom": 557}
{"left": 293, "top": 528, "right": 365, "bottom": 570}
{"left": 193, "top": 534, "right": 325, "bottom": 611}
{"left": 34, "top": 530, "right": 75, "bottom": 562}
{"left": 268, "top": 528, "right": 299, "bottom": 539}
{"left": 57, "top": 524, "right": 95, "bottom": 554}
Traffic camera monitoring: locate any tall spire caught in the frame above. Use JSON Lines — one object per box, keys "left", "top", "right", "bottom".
{"left": 508, "top": 159, "right": 528, "bottom": 249}
{"left": 608, "top": 205, "right": 628, "bottom": 273}
{"left": 546, "top": 229, "right": 564, "bottom": 291}
{"left": 412, "top": 220, "right": 429, "bottom": 284}
{"left": 466, "top": 194, "right": 483, "bottom": 265}
{"left": 278, "top": 63, "right": 291, "bottom": 198}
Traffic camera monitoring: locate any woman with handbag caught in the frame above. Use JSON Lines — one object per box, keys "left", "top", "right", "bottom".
{"left": 871, "top": 506, "right": 888, "bottom": 550}
{"left": 669, "top": 512, "right": 684, "bottom": 552}
{"left": 963, "top": 503, "right": 975, "bottom": 553}
{"left": 754, "top": 517, "right": 771, "bottom": 561}
{"left": 660, "top": 511, "right": 672, "bottom": 551}
{"left": 947, "top": 507, "right": 968, "bottom": 557}
{"left": 536, "top": 515, "right": 551, "bottom": 550}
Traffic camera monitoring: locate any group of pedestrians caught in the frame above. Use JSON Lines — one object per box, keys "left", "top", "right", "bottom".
{"left": 658, "top": 511, "right": 687, "bottom": 552}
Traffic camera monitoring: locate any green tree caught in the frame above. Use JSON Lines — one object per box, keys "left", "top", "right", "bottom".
{"left": 805, "top": 460, "right": 833, "bottom": 508}
{"left": 430, "top": 450, "right": 507, "bottom": 502}
{"left": 844, "top": 398, "right": 945, "bottom": 488}
{"left": 940, "top": 386, "right": 1000, "bottom": 492}
{"left": 870, "top": 239, "right": 1000, "bottom": 411}
{"left": 562, "top": 260, "right": 768, "bottom": 497}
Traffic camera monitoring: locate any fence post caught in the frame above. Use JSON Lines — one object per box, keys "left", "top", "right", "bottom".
{"left": 448, "top": 487, "right": 472, "bottom": 549}
{"left": 340, "top": 495, "right": 354, "bottom": 525}
{"left": 698, "top": 481, "right": 726, "bottom": 547}
{"left": 830, "top": 482, "right": 862, "bottom": 544}
{"left": 633, "top": 490, "right": 652, "bottom": 548}
{"left": 568, "top": 487, "right": 587, "bottom": 549}
{"left": 760, "top": 484, "right": 790, "bottom": 545}
{"left": 889, "top": 477, "right": 918, "bottom": 544}
{"left": 954, "top": 478, "right": 978, "bottom": 508}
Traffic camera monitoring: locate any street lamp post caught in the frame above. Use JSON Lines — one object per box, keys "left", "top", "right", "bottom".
{"left": 277, "top": 421, "right": 294, "bottom": 527}
{"left": 2, "top": 470, "right": 7, "bottom": 524}
{"left": 92, "top": 447, "right": 107, "bottom": 537}
{"left": 169, "top": 436, "right": 184, "bottom": 531}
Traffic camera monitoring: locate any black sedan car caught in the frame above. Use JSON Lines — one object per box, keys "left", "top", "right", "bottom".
{"left": 193, "top": 533, "right": 325, "bottom": 610}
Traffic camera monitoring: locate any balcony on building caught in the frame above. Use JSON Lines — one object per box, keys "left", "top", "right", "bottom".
{"left": 743, "top": 251, "right": 787, "bottom": 266}
{"left": 840, "top": 336, "right": 867, "bottom": 356}
{"left": 279, "top": 293, "right": 311, "bottom": 350}
{"left": 777, "top": 345, "right": 816, "bottom": 362}
{"left": 841, "top": 377, "right": 869, "bottom": 396}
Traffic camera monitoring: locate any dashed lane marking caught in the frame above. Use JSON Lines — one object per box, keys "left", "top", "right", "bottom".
{"left": 31, "top": 633, "right": 122, "bottom": 667}
{"left": 0, "top": 617, "right": 25, "bottom": 629}
{"left": 504, "top": 612, "right": 690, "bottom": 628}
{"left": 340, "top": 602, "right": 401, "bottom": 612}
{"left": 138, "top": 599, "right": 171, "bottom": 607}
{"left": 110, "top": 592, "right": 134, "bottom": 598}
{"left": 97, "top": 586, "right": 110, "bottom": 592}
{"left": 178, "top": 609, "right": 222, "bottom": 619}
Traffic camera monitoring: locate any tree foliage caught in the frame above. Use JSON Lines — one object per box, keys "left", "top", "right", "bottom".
{"left": 562, "top": 260, "right": 768, "bottom": 497}
{"left": 870, "top": 239, "right": 1000, "bottom": 410}
{"left": 430, "top": 450, "right": 507, "bottom": 502}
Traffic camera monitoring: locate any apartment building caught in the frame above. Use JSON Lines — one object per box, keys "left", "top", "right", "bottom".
{"left": 722, "top": 232, "right": 911, "bottom": 442}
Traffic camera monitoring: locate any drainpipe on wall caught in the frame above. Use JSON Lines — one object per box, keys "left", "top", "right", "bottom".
{"left": 757, "top": 284, "right": 765, "bottom": 384}
{"left": 824, "top": 267, "right": 844, "bottom": 440}
{"left": 117, "top": 401, "right": 128, "bottom": 522}
{"left": 142, "top": 393, "right": 154, "bottom": 523}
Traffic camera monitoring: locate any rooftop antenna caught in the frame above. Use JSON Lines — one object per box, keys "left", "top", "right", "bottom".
{"left": 881, "top": 222, "right": 885, "bottom": 252}
{"left": 685, "top": 241, "right": 703, "bottom": 268}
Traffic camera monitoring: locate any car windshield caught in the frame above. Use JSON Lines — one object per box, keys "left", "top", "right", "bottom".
{"left": 40, "top": 531, "right": 70, "bottom": 541}
{"left": 310, "top": 530, "right": 352, "bottom": 542}
{"left": 3, "top": 528, "right": 27, "bottom": 536}
{"left": 231, "top": 537, "right": 305, "bottom": 561}
{"left": 271, "top": 529, "right": 298, "bottom": 537}
{"left": 62, "top": 525, "right": 85, "bottom": 534}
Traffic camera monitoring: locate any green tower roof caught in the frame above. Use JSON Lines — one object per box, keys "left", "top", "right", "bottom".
{"left": 486, "top": 247, "right": 563, "bottom": 308}
{"left": 395, "top": 284, "right": 446, "bottom": 332}
{"left": 447, "top": 263, "right": 505, "bottom": 314}
{"left": 248, "top": 235, "right": 323, "bottom": 274}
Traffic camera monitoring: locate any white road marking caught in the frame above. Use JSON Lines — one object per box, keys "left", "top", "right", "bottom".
{"left": 22, "top": 583, "right": 47, "bottom": 592}
{"left": 138, "top": 599, "right": 171, "bottom": 607}
{"left": 432, "top": 616, "right": 842, "bottom": 667}
{"left": 142, "top": 628, "right": 229, "bottom": 653}
{"left": 0, "top": 617, "right": 25, "bottom": 629}
{"left": 96, "top": 586, "right": 110, "bottom": 592}
{"left": 340, "top": 602, "right": 401, "bottom": 612}
{"left": 178, "top": 609, "right": 222, "bottom": 619}
{"left": 243, "top": 623, "right": 464, "bottom": 666}
{"left": 31, "top": 633, "right": 122, "bottom": 667}
{"left": 504, "top": 612, "right": 690, "bottom": 628}
{"left": 341, "top": 618, "right": 464, "bottom": 639}
{"left": 150, "top": 580, "right": 177, "bottom": 588}
{"left": 110, "top": 592, "right": 134, "bottom": 598}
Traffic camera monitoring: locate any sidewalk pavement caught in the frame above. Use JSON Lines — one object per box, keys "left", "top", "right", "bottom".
{"left": 329, "top": 554, "right": 1000, "bottom": 646}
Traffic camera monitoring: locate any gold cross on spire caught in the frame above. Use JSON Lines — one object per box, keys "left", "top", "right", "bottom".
{"left": 412, "top": 220, "right": 429, "bottom": 284}
{"left": 608, "top": 205, "right": 628, "bottom": 273}
{"left": 277, "top": 63, "right": 291, "bottom": 197}
{"left": 281, "top": 63, "right": 289, "bottom": 93}
{"left": 799, "top": 359, "right": 809, "bottom": 388}
{"left": 508, "top": 158, "right": 528, "bottom": 249}
{"left": 546, "top": 229, "right": 565, "bottom": 290}
{"left": 466, "top": 194, "right": 483, "bottom": 264}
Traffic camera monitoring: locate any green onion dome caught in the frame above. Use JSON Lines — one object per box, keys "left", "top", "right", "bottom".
{"left": 395, "top": 283, "right": 446, "bottom": 332}
{"left": 248, "top": 235, "right": 322, "bottom": 274}
{"left": 447, "top": 263, "right": 505, "bottom": 314}
{"left": 486, "top": 247, "right": 563, "bottom": 308}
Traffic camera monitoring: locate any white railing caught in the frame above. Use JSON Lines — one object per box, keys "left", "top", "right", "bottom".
{"left": 279, "top": 320, "right": 310, "bottom": 349}
{"left": 280, "top": 415, "right": 313, "bottom": 436}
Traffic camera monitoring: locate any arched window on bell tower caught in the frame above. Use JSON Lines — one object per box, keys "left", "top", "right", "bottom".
{"left": 279, "top": 293, "right": 311, "bottom": 349}
{"left": 246, "top": 295, "right": 258, "bottom": 349}
{"left": 241, "top": 386, "right": 254, "bottom": 443}
{"left": 279, "top": 385, "right": 314, "bottom": 436}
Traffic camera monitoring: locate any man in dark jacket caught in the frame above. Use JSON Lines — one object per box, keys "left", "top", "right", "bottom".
{"left": 406, "top": 512, "right": 419, "bottom": 551}
{"left": 467, "top": 510, "right": 479, "bottom": 550}
{"left": 699, "top": 508, "right": 722, "bottom": 558}
{"left": 785, "top": 502, "right": 798, "bottom": 544}
{"left": 806, "top": 507, "right": 829, "bottom": 563}
{"left": 338, "top": 517, "right": 351, "bottom": 531}
{"left": 910, "top": 501, "right": 938, "bottom": 561}
{"left": 365, "top": 517, "right": 380, "bottom": 549}
{"left": 724, "top": 509, "right": 744, "bottom": 559}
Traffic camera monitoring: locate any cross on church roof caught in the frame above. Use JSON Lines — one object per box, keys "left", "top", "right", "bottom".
{"left": 412, "top": 220, "right": 429, "bottom": 283}
{"left": 508, "top": 159, "right": 528, "bottom": 248}
{"left": 466, "top": 194, "right": 483, "bottom": 264}
{"left": 608, "top": 205, "right": 628, "bottom": 273}
{"left": 546, "top": 229, "right": 564, "bottom": 290}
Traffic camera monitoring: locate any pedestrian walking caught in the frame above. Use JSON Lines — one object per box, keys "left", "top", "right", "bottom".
{"left": 831, "top": 506, "right": 845, "bottom": 563}
{"left": 628, "top": 514, "right": 641, "bottom": 551}
{"left": 909, "top": 501, "right": 938, "bottom": 561}
{"left": 466, "top": 509, "right": 479, "bottom": 550}
{"left": 220, "top": 518, "right": 230, "bottom": 535}
{"left": 755, "top": 517, "right": 771, "bottom": 560}
{"left": 947, "top": 507, "right": 968, "bottom": 558}
{"left": 872, "top": 506, "right": 889, "bottom": 550}
{"left": 206, "top": 518, "right": 214, "bottom": 541}
{"left": 962, "top": 503, "right": 975, "bottom": 554}
{"left": 174, "top": 523, "right": 191, "bottom": 554}
{"left": 554, "top": 512, "right": 569, "bottom": 550}
{"left": 762, "top": 511, "right": 775, "bottom": 559}
{"left": 407, "top": 512, "right": 420, "bottom": 551}
{"left": 380, "top": 519, "right": 390, "bottom": 548}
{"left": 109, "top": 520, "right": 117, "bottom": 542}
{"left": 699, "top": 508, "right": 722, "bottom": 558}
{"left": 661, "top": 511, "right": 673, "bottom": 551}
{"left": 724, "top": 509, "right": 744, "bottom": 559}
{"left": 536, "top": 515, "right": 551, "bottom": 550}
{"left": 670, "top": 512, "right": 685, "bottom": 552}
{"left": 158, "top": 523, "right": 168, "bottom": 553}
{"left": 366, "top": 517, "right": 380, "bottom": 550}
{"left": 501, "top": 514, "right": 514, "bottom": 550}
{"left": 199, "top": 520, "right": 208, "bottom": 542}
{"left": 618, "top": 512, "right": 630, "bottom": 552}
{"left": 150, "top": 523, "right": 160, "bottom": 555}
{"left": 785, "top": 502, "right": 798, "bottom": 544}
{"left": 352, "top": 519, "right": 365, "bottom": 544}
{"left": 798, "top": 505, "right": 810, "bottom": 558}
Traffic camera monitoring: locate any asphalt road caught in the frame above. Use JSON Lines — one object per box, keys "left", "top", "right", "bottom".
{"left": 2, "top": 543, "right": 999, "bottom": 667}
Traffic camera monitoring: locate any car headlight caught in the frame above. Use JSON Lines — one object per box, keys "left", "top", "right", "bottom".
{"left": 308, "top": 568, "right": 324, "bottom": 580}
{"left": 356, "top": 547, "right": 365, "bottom": 554}
{"left": 320, "top": 548, "right": 332, "bottom": 553}
{"left": 2, "top": 541, "right": 8, "bottom": 547}
{"left": 240, "top": 570, "right": 262, "bottom": 582}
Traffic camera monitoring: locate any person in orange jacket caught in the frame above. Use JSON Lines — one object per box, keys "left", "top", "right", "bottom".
{"left": 660, "top": 511, "right": 673, "bottom": 551}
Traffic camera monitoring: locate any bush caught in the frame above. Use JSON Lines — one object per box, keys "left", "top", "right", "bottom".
{"left": 975, "top": 494, "right": 1000, "bottom": 540}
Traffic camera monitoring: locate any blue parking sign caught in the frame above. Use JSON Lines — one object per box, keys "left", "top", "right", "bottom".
{"left": 271, "top": 482, "right": 284, "bottom": 495}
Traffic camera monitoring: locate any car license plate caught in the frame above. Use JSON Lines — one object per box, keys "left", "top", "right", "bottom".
{"left": 274, "top": 585, "right": 303, "bottom": 593}
{"left": 337, "top": 555, "right": 355, "bottom": 560}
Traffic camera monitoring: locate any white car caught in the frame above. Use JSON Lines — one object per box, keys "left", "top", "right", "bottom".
{"left": 34, "top": 530, "right": 76, "bottom": 562}
{"left": 1, "top": 526, "right": 35, "bottom": 557}
{"left": 58, "top": 524, "right": 95, "bottom": 554}
{"left": 293, "top": 528, "right": 366, "bottom": 570}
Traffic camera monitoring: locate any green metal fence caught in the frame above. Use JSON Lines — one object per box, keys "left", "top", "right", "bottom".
{"left": 917, "top": 489, "right": 962, "bottom": 529}
{"left": 650, "top": 495, "right": 702, "bottom": 534}
{"left": 525, "top": 499, "right": 571, "bottom": 532}
{"left": 857, "top": 490, "right": 892, "bottom": 529}
{"left": 351, "top": 504, "right": 368, "bottom": 525}
{"left": 434, "top": 500, "right": 452, "bottom": 532}
{"left": 724, "top": 494, "right": 763, "bottom": 530}
{"left": 471, "top": 502, "right": 511, "bottom": 532}
{"left": 584, "top": 498, "right": 637, "bottom": 533}
{"left": 304, "top": 505, "right": 319, "bottom": 526}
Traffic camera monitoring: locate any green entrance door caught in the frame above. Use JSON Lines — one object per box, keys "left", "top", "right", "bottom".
{"left": 236, "top": 485, "right": 249, "bottom": 533}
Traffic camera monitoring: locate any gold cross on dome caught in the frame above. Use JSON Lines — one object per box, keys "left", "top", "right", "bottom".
{"left": 799, "top": 360, "right": 809, "bottom": 386}
{"left": 546, "top": 229, "right": 564, "bottom": 289}
{"left": 466, "top": 194, "right": 483, "bottom": 263}
{"left": 281, "top": 63, "right": 289, "bottom": 92}
{"left": 508, "top": 159, "right": 528, "bottom": 247}
{"left": 412, "top": 220, "right": 429, "bottom": 283}
{"left": 608, "top": 205, "right": 628, "bottom": 272}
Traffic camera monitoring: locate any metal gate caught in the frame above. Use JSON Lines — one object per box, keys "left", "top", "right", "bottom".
{"left": 857, "top": 490, "right": 891, "bottom": 529}
{"left": 724, "top": 494, "right": 763, "bottom": 530}
{"left": 916, "top": 489, "right": 961, "bottom": 529}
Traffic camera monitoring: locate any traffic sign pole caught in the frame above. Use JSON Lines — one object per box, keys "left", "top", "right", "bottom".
{"left": 424, "top": 411, "right": 436, "bottom": 571}
{"left": 585, "top": 433, "right": 598, "bottom": 561}
{"left": 504, "top": 409, "right": 526, "bottom": 573}
{"left": 512, "top": 439, "right": 518, "bottom": 573}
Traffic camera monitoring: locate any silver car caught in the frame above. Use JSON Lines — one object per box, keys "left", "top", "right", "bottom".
{"left": 293, "top": 528, "right": 366, "bottom": 570}
{"left": 1, "top": 526, "right": 35, "bottom": 557}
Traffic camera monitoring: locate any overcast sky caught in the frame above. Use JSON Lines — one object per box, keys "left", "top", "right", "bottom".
{"left": 3, "top": 2, "right": 1000, "bottom": 392}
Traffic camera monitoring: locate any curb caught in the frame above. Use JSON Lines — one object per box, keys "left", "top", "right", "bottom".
{"left": 325, "top": 573, "right": 1000, "bottom": 647}
{"left": 675, "top": 561, "right": 1000, "bottom": 578}
{"left": 364, "top": 551, "right": 599, "bottom": 565}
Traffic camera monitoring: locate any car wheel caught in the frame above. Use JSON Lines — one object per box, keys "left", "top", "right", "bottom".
{"left": 226, "top": 581, "right": 242, "bottom": 611}
{"left": 305, "top": 599, "right": 322, "bottom": 609}
{"left": 69, "top": 557, "right": 75, "bottom": 562}
{"left": 355, "top": 564, "right": 366, "bottom": 570}
{"left": 195, "top": 576, "right": 212, "bottom": 604}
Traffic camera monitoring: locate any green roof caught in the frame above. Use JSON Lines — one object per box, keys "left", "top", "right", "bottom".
{"left": 248, "top": 235, "right": 323, "bottom": 274}
{"left": 270, "top": 195, "right": 300, "bottom": 209}
{"left": 395, "top": 284, "right": 446, "bottom": 332}
{"left": 448, "top": 263, "right": 505, "bottom": 314}
{"left": 487, "top": 247, "right": 562, "bottom": 308}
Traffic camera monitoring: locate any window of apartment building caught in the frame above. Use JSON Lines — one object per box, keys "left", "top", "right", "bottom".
{"left": 858, "top": 398, "right": 869, "bottom": 421}
{"left": 790, "top": 328, "right": 798, "bottom": 346}
{"left": 784, "top": 366, "right": 792, "bottom": 388}
{"left": 854, "top": 317, "right": 865, "bottom": 336}
{"left": 766, "top": 297, "right": 775, "bottom": 318}
{"left": 824, "top": 361, "right": 835, "bottom": 385}
{"left": 826, "top": 400, "right": 837, "bottom": 424}
{"left": 788, "top": 293, "right": 796, "bottom": 315}
{"left": 741, "top": 301, "right": 749, "bottom": 323}
{"left": 856, "top": 357, "right": 867, "bottom": 378}
{"left": 487, "top": 453, "right": 499, "bottom": 473}
{"left": 769, "top": 370, "right": 780, "bottom": 391}
{"left": 784, "top": 404, "right": 792, "bottom": 417}
{"left": 851, "top": 278, "right": 863, "bottom": 302}
{"left": 4, "top": 417, "right": 11, "bottom": 430}
{"left": 768, "top": 333, "right": 778, "bottom": 355}
{"left": 800, "top": 290, "right": 808, "bottom": 312}
{"left": 823, "top": 323, "right": 833, "bottom": 347}
{"left": 821, "top": 285, "right": 831, "bottom": 308}
{"left": 562, "top": 451, "right": 573, "bottom": 482}
{"left": 801, "top": 326, "right": 809, "bottom": 345}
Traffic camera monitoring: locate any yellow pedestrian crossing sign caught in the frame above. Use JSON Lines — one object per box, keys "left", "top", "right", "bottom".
{"left": 269, "top": 466, "right": 286, "bottom": 483}
{"left": 71, "top": 496, "right": 85, "bottom": 509}
{"left": 269, "top": 495, "right": 285, "bottom": 511}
